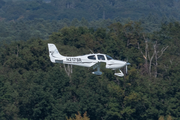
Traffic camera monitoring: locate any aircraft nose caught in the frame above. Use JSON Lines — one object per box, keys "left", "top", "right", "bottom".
{"left": 118, "top": 61, "right": 127, "bottom": 68}
{"left": 113, "top": 61, "right": 131, "bottom": 70}
{"left": 121, "top": 61, "right": 130, "bottom": 68}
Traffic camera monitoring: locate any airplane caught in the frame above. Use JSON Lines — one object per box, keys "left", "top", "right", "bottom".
{"left": 48, "top": 43, "right": 130, "bottom": 77}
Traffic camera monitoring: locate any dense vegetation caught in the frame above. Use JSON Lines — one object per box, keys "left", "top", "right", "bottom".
{"left": 0, "top": 21, "right": 180, "bottom": 119}
{"left": 1, "top": 0, "right": 180, "bottom": 21}
{"left": 0, "top": 0, "right": 179, "bottom": 43}
{"left": 0, "top": 15, "right": 176, "bottom": 44}
{"left": 1, "top": 0, "right": 180, "bottom": 120}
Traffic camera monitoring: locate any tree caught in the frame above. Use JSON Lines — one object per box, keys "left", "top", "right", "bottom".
{"left": 66, "top": 111, "right": 90, "bottom": 120}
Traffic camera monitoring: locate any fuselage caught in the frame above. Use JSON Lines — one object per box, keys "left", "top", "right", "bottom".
{"left": 48, "top": 43, "right": 130, "bottom": 77}
{"left": 58, "top": 53, "right": 127, "bottom": 69}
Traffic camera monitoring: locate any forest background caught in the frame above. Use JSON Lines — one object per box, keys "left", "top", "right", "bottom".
{"left": 0, "top": 0, "right": 180, "bottom": 120}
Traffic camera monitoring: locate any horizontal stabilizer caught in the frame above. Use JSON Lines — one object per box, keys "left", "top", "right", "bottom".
{"left": 55, "top": 60, "right": 63, "bottom": 63}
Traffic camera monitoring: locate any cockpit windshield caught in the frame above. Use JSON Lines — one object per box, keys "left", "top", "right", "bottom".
{"left": 106, "top": 55, "right": 114, "bottom": 60}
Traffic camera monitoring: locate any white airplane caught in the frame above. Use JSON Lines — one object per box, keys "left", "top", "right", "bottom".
{"left": 48, "top": 43, "right": 130, "bottom": 77}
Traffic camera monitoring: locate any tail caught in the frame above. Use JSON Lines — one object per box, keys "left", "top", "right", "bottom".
{"left": 48, "top": 43, "right": 64, "bottom": 63}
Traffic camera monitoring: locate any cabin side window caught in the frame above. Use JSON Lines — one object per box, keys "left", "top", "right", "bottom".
{"left": 88, "top": 55, "right": 96, "bottom": 60}
{"left": 97, "top": 55, "right": 105, "bottom": 60}
{"left": 106, "top": 55, "right": 113, "bottom": 60}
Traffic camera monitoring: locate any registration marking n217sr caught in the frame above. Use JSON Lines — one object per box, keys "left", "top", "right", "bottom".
{"left": 66, "top": 58, "right": 82, "bottom": 62}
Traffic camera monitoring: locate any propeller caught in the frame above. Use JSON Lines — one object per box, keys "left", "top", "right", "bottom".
{"left": 125, "top": 58, "right": 131, "bottom": 74}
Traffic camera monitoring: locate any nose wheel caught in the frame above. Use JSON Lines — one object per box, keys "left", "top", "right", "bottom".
{"left": 114, "top": 69, "right": 124, "bottom": 77}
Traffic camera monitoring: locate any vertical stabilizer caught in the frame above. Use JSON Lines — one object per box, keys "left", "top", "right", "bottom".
{"left": 48, "top": 43, "right": 64, "bottom": 63}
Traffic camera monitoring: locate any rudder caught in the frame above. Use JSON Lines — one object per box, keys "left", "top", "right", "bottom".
{"left": 48, "top": 43, "right": 63, "bottom": 63}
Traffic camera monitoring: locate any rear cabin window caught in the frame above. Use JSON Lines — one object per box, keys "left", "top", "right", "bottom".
{"left": 88, "top": 55, "right": 96, "bottom": 60}
{"left": 97, "top": 55, "right": 105, "bottom": 60}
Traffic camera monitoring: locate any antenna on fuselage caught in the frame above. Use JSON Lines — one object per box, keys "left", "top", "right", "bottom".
{"left": 89, "top": 49, "right": 94, "bottom": 54}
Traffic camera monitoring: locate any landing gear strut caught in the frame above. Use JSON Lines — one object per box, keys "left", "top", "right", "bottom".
{"left": 92, "top": 62, "right": 102, "bottom": 75}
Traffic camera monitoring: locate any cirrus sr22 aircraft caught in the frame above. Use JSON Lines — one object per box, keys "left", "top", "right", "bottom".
{"left": 48, "top": 43, "right": 130, "bottom": 77}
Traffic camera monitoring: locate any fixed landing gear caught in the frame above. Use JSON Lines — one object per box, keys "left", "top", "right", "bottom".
{"left": 92, "top": 71, "right": 102, "bottom": 75}
{"left": 114, "top": 69, "right": 124, "bottom": 77}
{"left": 92, "top": 66, "right": 102, "bottom": 75}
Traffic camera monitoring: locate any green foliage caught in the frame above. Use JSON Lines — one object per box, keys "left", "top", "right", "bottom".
{"left": 66, "top": 111, "right": 90, "bottom": 120}
{"left": 1, "top": 0, "right": 180, "bottom": 21}
{"left": 0, "top": 20, "right": 180, "bottom": 120}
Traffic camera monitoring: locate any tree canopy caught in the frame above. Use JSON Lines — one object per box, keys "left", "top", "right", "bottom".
{"left": 0, "top": 20, "right": 180, "bottom": 119}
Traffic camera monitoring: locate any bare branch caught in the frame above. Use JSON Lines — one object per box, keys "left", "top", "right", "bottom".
{"left": 63, "top": 64, "right": 73, "bottom": 78}
{"left": 138, "top": 42, "right": 146, "bottom": 59}
{"left": 70, "top": 65, "right": 73, "bottom": 73}
{"left": 169, "top": 59, "right": 173, "bottom": 65}
{"left": 63, "top": 64, "right": 68, "bottom": 76}
{"left": 157, "top": 46, "right": 169, "bottom": 59}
